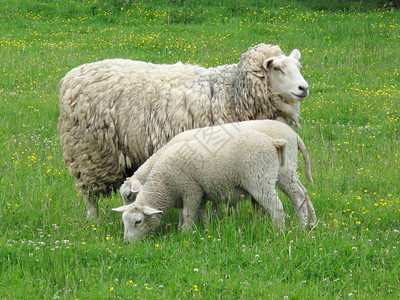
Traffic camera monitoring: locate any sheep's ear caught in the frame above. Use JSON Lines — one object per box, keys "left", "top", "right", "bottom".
{"left": 262, "top": 58, "right": 274, "bottom": 70}
{"left": 131, "top": 179, "right": 142, "bottom": 193}
{"left": 289, "top": 49, "right": 301, "bottom": 60}
{"left": 112, "top": 205, "right": 130, "bottom": 213}
{"left": 142, "top": 206, "right": 163, "bottom": 215}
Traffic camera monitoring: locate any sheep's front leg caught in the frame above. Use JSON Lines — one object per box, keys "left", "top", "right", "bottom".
{"left": 85, "top": 192, "right": 99, "bottom": 220}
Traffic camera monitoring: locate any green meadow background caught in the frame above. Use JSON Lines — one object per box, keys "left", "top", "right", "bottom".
{"left": 1, "top": 0, "right": 399, "bottom": 298}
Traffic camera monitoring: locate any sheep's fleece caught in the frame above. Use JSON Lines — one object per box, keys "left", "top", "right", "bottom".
{"left": 121, "top": 120, "right": 316, "bottom": 226}
{"left": 113, "top": 130, "right": 287, "bottom": 243}
{"left": 58, "top": 43, "right": 309, "bottom": 218}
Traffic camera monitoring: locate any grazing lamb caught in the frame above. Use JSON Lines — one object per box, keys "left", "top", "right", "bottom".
{"left": 58, "top": 43, "right": 309, "bottom": 219}
{"left": 112, "top": 130, "right": 287, "bottom": 243}
{"left": 120, "top": 120, "right": 316, "bottom": 226}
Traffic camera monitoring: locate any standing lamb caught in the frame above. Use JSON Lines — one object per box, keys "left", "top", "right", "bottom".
{"left": 112, "top": 130, "right": 287, "bottom": 243}
{"left": 120, "top": 120, "right": 316, "bottom": 226}
{"left": 58, "top": 43, "right": 309, "bottom": 219}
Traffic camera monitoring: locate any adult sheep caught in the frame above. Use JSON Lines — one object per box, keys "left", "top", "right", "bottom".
{"left": 58, "top": 43, "right": 309, "bottom": 219}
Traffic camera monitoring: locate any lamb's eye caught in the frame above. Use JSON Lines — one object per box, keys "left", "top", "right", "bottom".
{"left": 135, "top": 220, "right": 142, "bottom": 226}
{"left": 273, "top": 67, "right": 281, "bottom": 72}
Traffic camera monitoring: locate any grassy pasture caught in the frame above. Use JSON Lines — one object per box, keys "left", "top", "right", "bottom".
{"left": 1, "top": 0, "right": 399, "bottom": 298}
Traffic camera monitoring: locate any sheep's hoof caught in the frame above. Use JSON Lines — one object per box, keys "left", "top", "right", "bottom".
{"left": 86, "top": 208, "right": 99, "bottom": 220}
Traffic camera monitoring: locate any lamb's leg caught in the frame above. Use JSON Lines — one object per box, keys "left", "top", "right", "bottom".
{"left": 198, "top": 189, "right": 243, "bottom": 223}
{"left": 180, "top": 208, "right": 198, "bottom": 232}
{"left": 180, "top": 192, "right": 203, "bottom": 232}
{"left": 260, "top": 193, "right": 285, "bottom": 228}
{"left": 277, "top": 170, "right": 315, "bottom": 226}
{"left": 247, "top": 185, "right": 285, "bottom": 228}
{"left": 297, "top": 180, "right": 317, "bottom": 225}
{"left": 179, "top": 200, "right": 206, "bottom": 229}
{"left": 227, "top": 188, "right": 248, "bottom": 214}
{"left": 278, "top": 180, "right": 308, "bottom": 226}
{"left": 197, "top": 200, "right": 209, "bottom": 224}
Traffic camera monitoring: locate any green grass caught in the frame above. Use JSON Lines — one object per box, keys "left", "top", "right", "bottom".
{"left": 1, "top": 0, "right": 399, "bottom": 298}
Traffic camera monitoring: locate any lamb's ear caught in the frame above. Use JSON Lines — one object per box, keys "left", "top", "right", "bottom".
{"left": 262, "top": 58, "right": 274, "bottom": 70}
{"left": 289, "top": 49, "right": 301, "bottom": 60}
{"left": 142, "top": 206, "right": 163, "bottom": 216}
{"left": 130, "top": 179, "right": 142, "bottom": 193}
{"left": 112, "top": 205, "right": 130, "bottom": 213}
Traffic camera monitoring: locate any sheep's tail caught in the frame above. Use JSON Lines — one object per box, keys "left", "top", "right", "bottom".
{"left": 296, "top": 135, "right": 313, "bottom": 185}
{"left": 271, "top": 139, "right": 287, "bottom": 168}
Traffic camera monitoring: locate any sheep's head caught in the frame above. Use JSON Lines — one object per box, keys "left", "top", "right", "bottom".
{"left": 263, "top": 49, "right": 309, "bottom": 102}
{"left": 120, "top": 178, "right": 142, "bottom": 205}
{"left": 112, "top": 203, "right": 163, "bottom": 243}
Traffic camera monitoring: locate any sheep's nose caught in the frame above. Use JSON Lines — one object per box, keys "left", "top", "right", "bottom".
{"left": 299, "top": 85, "right": 308, "bottom": 93}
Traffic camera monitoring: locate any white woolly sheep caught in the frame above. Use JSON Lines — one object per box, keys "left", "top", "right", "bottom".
{"left": 120, "top": 120, "right": 316, "bottom": 226}
{"left": 112, "top": 130, "right": 287, "bottom": 243}
{"left": 58, "top": 43, "right": 309, "bottom": 219}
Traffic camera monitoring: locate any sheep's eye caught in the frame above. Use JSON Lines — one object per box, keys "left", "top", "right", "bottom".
{"left": 135, "top": 220, "right": 142, "bottom": 226}
{"left": 273, "top": 67, "right": 281, "bottom": 72}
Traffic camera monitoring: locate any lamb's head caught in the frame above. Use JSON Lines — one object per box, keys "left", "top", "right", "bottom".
{"left": 263, "top": 49, "right": 309, "bottom": 101}
{"left": 112, "top": 203, "right": 163, "bottom": 243}
{"left": 120, "top": 179, "right": 142, "bottom": 205}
